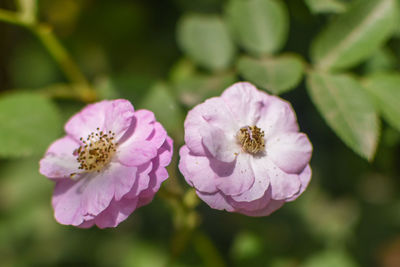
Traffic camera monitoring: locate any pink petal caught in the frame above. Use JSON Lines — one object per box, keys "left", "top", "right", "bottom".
{"left": 94, "top": 197, "right": 139, "bottom": 228}
{"left": 230, "top": 155, "right": 271, "bottom": 202}
{"left": 239, "top": 199, "right": 285, "bottom": 217}
{"left": 137, "top": 167, "right": 168, "bottom": 208}
{"left": 179, "top": 146, "right": 218, "bottom": 194}
{"left": 130, "top": 109, "right": 156, "bottom": 141}
{"left": 256, "top": 96, "right": 299, "bottom": 138}
{"left": 52, "top": 162, "right": 137, "bottom": 226}
{"left": 137, "top": 139, "right": 173, "bottom": 207}
{"left": 118, "top": 140, "right": 158, "bottom": 167}
{"left": 196, "top": 191, "right": 235, "bottom": 212}
{"left": 286, "top": 165, "right": 312, "bottom": 202}
{"left": 215, "top": 153, "right": 255, "bottom": 196}
{"left": 78, "top": 220, "right": 95, "bottom": 228}
{"left": 267, "top": 132, "right": 312, "bottom": 174}
{"left": 267, "top": 159, "right": 301, "bottom": 200}
{"left": 221, "top": 82, "right": 270, "bottom": 126}
{"left": 65, "top": 99, "right": 134, "bottom": 141}
{"left": 123, "top": 162, "right": 152, "bottom": 199}
{"left": 147, "top": 122, "right": 167, "bottom": 149}
{"left": 228, "top": 187, "right": 272, "bottom": 212}
{"left": 39, "top": 136, "right": 80, "bottom": 179}
{"left": 201, "top": 126, "right": 239, "bottom": 162}
{"left": 184, "top": 97, "right": 238, "bottom": 156}
{"left": 159, "top": 137, "right": 173, "bottom": 167}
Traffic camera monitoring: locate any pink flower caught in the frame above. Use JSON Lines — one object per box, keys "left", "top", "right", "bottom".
{"left": 40, "top": 99, "right": 173, "bottom": 228}
{"left": 179, "top": 82, "right": 312, "bottom": 216}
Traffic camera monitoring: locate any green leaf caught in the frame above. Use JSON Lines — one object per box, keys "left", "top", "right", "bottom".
{"left": 237, "top": 54, "right": 304, "bottom": 95}
{"left": 140, "top": 83, "right": 185, "bottom": 139}
{"left": 225, "top": 0, "right": 288, "bottom": 56}
{"left": 363, "top": 72, "right": 400, "bottom": 132}
{"left": 0, "top": 92, "right": 62, "bottom": 158}
{"left": 177, "top": 14, "right": 236, "bottom": 71}
{"left": 306, "top": 72, "right": 379, "bottom": 160}
{"left": 311, "top": 0, "right": 398, "bottom": 71}
{"left": 363, "top": 48, "right": 397, "bottom": 74}
{"left": 173, "top": 72, "right": 237, "bottom": 107}
{"left": 305, "top": 0, "right": 347, "bottom": 14}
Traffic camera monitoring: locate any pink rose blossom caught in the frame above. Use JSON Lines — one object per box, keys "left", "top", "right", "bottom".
{"left": 40, "top": 99, "right": 173, "bottom": 228}
{"left": 179, "top": 82, "right": 312, "bottom": 216}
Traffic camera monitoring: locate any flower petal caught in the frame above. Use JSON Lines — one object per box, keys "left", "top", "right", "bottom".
{"left": 179, "top": 146, "right": 218, "bottom": 193}
{"left": 65, "top": 99, "right": 134, "bottom": 141}
{"left": 239, "top": 199, "right": 285, "bottom": 217}
{"left": 39, "top": 136, "right": 80, "bottom": 179}
{"left": 123, "top": 162, "right": 152, "bottom": 199}
{"left": 131, "top": 109, "right": 156, "bottom": 141}
{"left": 286, "top": 165, "right": 312, "bottom": 202}
{"left": 196, "top": 191, "right": 235, "bottom": 212}
{"left": 228, "top": 187, "right": 272, "bottom": 212}
{"left": 221, "top": 82, "right": 269, "bottom": 126}
{"left": 257, "top": 96, "right": 299, "bottom": 138}
{"left": 94, "top": 197, "right": 139, "bottom": 229}
{"left": 159, "top": 137, "right": 173, "bottom": 167}
{"left": 147, "top": 122, "right": 167, "bottom": 149}
{"left": 201, "top": 126, "right": 239, "bottom": 163}
{"left": 137, "top": 138, "right": 173, "bottom": 207}
{"left": 118, "top": 140, "right": 158, "bottom": 167}
{"left": 52, "top": 162, "right": 137, "bottom": 226}
{"left": 184, "top": 97, "right": 238, "bottom": 156}
{"left": 267, "top": 159, "right": 301, "bottom": 200}
{"left": 267, "top": 132, "right": 312, "bottom": 174}
{"left": 215, "top": 153, "right": 255, "bottom": 196}
{"left": 230, "top": 155, "right": 271, "bottom": 202}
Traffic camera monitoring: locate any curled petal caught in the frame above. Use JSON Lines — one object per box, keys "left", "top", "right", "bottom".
{"left": 196, "top": 191, "right": 235, "bottom": 212}
{"left": 267, "top": 160, "right": 301, "bottom": 200}
{"left": 286, "top": 165, "right": 312, "bottom": 202}
{"left": 94, "top": 197, "right": 139, "bottom": 229}
{"left": 239, "top": 200, "right": 285, "bottom": 217}
{"left": 179, "top": 146, "right": 218, "bottom": 194}
{"left": 267, "top": 132, "right": 312, "bottom": 174}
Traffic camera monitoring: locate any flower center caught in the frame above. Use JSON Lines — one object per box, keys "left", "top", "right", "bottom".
{"left": 70, "top": 128, "right": 117, "bottom": 178}
{"left": 237, "top": 125, "right": 265, "bottom": 154}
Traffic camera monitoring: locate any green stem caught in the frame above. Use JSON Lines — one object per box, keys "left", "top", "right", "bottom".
{"left": 0, "top": 9, "right": 26, "bottom": 26}
{"left": 0, "top": 8, "right": 97, "bottom": 102}
{"left": 33, "top": 25, "right": 96, "bottom": 102}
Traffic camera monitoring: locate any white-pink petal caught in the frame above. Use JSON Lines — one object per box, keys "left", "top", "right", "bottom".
{"left": 267, "top": 132, "right": 312, "bottom": 174}
{"left": 196, "top": 191, "right": 235, "bottom": 212}
{"left": 39, "top": 136, "right": 80, "bottom": 179}
{"left": 256, "top": 96, "right": 299, "bottom": 138}
{"left": 221, "top": 82, "right": 269, "bottom": 126}
{"left": 215, "top": 153, "right": 255, "bottom": 196}
{"left": 267, "top": 159, "right": 301, "bottom": 200}
{"left": 179, "top": 146, "right": 218, "bottom": 193}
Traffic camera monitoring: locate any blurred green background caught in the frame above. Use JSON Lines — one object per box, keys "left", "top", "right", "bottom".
{"left": 0, "top": 0, "right": 400, "bottom": 266}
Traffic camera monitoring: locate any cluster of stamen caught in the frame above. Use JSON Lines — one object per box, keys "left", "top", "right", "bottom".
{"left": 70, "top": 128, "right": 117, "bottom": 178}
{"left": 237, "top": 125, "right": 265, "bottom": 154}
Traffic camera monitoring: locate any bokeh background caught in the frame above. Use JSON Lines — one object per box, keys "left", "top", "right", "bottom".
{"left": 0, "top": 0, "right": 400, "bottom": 266}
